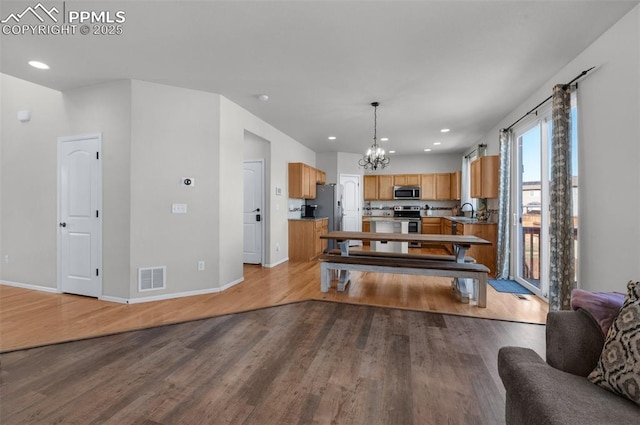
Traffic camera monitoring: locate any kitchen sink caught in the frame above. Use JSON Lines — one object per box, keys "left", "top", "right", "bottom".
{"left": 449, "top": 216, "right": 476, "bottom": 222}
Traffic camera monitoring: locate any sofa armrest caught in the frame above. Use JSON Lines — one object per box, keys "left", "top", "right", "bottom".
{"left": 546, "top": 310, "right": 604, "bottom": 377}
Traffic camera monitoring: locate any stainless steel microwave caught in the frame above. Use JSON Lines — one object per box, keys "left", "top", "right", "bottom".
{"left": 393, "top": 186, "right": 421, "bottom": 200}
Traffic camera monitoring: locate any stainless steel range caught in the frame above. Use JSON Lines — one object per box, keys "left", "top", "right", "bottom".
{"left": 393, "top": 205, "right": 421, "bottom": 247}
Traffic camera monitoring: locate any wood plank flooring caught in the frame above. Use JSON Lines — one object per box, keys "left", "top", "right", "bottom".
{"left": 0, "top": 254, "right": 547, "bottom": 352}
{"left": 0, "top": 301, "right": 545, "bottom": 425}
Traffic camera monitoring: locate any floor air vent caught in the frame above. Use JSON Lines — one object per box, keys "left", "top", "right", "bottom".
{"left": 138, "top": 266, "right": 166, "bottom": 291}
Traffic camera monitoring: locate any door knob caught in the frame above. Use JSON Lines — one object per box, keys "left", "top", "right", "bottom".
{"left": 59, "top": 222, "right": 67, "bottom": 227}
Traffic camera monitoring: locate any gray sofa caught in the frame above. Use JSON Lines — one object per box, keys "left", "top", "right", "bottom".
{"left": 498, "top": 310, "right": 640, "bottom": 425}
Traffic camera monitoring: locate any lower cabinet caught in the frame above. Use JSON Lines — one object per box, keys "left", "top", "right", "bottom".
{"left": 362, "top": 219, "right": 371, "bottom": 246}
{"left": 456, "top": 222, "right": 497, "bottom": 276}
{"left": 289, "top": 219, "right": 328, "bottom": 261}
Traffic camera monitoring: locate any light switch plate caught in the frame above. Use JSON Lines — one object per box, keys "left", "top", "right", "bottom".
{"left": 172, "top": 203, "right": 187, "bottom": 214}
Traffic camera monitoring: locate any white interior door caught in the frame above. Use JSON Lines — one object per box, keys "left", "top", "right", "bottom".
{"left": 339, "top": 174, "right": 361, "bottom": 246}
{"left": 243, "top": 160, "right": 263, "bottom": 264}
{"left": 58, "top": 134, "right": 102, "bottom": 297}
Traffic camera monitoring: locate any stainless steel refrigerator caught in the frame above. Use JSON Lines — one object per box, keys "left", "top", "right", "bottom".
{"left": 307, "top": 184, "right": 343, "bottom": 251}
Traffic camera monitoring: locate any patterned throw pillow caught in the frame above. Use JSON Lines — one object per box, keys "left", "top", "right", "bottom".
{"left": 588, "top": 281, "right": 640, "bottom": 406}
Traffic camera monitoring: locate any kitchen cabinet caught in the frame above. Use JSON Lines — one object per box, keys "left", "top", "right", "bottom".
{"left": 378, "top": 175, "right": 394, "bottom": 200}
{"left": 363, "top": 175, "right": 394, "bottom": 200}
{"left": 362, "top": 219, "right": 371, "bottom": 246}
{"left": 394, "top": 174, "right": 420, "bottom": 186}
{"left": 288, "top": 218, "right": 328, "bottom": 261}
{"left": 470, "top": 155, "right": 499, "bottom": 199}
{"left": 288, "top": 162, "right": 326, "bottom": 199}
{"left": 421, "top": 173, "right": 454, "bottom": 200}
{"left": 420, "top": 174, "right": 436, "bottom": 200}
{"left": 421, "top": 217, "right": 441, "bottom": 234}
{"left": 442, "top": 219, "right": 497, "bottom": 276}
{"left": 363, "top": 175, "right": 378, "bottom": 200}
{"left": 435, "top": 173, "right": 451, "bottom": 200}
{"left": 451, "top": 170, "right": 461, "bottom": 200}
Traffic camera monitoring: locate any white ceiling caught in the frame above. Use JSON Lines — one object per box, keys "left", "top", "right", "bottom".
{"left": 1, "top": 0, "right": 638, "bottom": 155}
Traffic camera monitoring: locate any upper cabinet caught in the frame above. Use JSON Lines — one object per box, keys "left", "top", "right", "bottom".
{"left": 394, "top": 174, "right": 420, "bottom": 186}
{"left": 470, "top": 155, "right": 499, "bottom": 198}
{"left": 365, "top": 171, "right": 461, "bottom": 201}
{"left": 421, "top": 172, "right": 458, "bottom": 200}
{"left": 363, "top": 175, "right": 378, "bottom": 200}
{"left": 363, "top": 175, "right": 395, "bottom": 200}
{"left": 451, "top": 170, "right": 461, "bottom": 200}
{"left": 288, "top": 162, "right": 327, "bottom": 199}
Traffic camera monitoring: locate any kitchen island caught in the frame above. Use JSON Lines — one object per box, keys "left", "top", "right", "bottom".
{"left": 368, "top": 218, "right": 409, "bottom": 254}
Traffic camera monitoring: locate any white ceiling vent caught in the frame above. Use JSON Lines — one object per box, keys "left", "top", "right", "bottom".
{"left": 138, "top": 266, "right": 166, "bottom": 291}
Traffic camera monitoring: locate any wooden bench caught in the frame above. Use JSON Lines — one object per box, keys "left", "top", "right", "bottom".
{"left": 318, "top": 253, "right": 489, "bottom": 308}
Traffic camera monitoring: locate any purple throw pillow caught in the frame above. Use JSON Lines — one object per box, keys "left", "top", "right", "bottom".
{"left": 570, "top": 289, "right": 625, "bottom": 337}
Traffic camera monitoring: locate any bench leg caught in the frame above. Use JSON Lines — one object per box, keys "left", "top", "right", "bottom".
{"left": 337, "top": 269, "right": 350, "bottom": 292}
{"left": 476, "top": 274, "right": 487, "bottom": 308}
{"left": 320, "top": 263, "right": 331, "bottom": 292}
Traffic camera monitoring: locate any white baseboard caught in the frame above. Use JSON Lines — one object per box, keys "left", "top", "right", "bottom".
{"left": 0, "top": 280, "right": 60, "bottom": 294}
{"left": 3, "top": 277, "right": 247, "bottom": 304}
{"left": 220, "top": 277, "right": 244, "bottom": 291}
{"left": 264, "top": 257, "right": 289, "bottom": 268}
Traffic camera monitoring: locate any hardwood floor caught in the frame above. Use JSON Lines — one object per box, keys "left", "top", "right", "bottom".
{"left": 0, "top": 301, "right": 545, "bottom": 425}
{"left": 0, "top": 253, "right": 547, "bottom": 352}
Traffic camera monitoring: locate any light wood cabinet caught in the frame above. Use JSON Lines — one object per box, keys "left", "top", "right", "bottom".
{"left": 363, "top": 175, "right": 378, "bottom": 200}
{"left": 420, "top": 174, "right": 436, "bottom": 200}
{"left": 378, "top": 175, "right": 394, "bottom": 200}
{"left": 288, "top": 162, "right": 327, "bottom": 199}
{"left": 435, "top": 173, "right": 451, "bottom": 200}
{"left": 289, "top": 218, "right": 328, "bottom": 261}
{"left": 362, "top": 219, "right": 371, "bottom": 246}
{"left": 421, "top": 173, "right": 454, "bottom": 200}
{"left": 421, "top": 217, "right": 441, "bottom": 235}
{"left": 394, "top": 174, "right": 420, "bottom": 186}
{"left": 470, "top": 156, "right": 499, "bottom": 199}
{"left": 456, "top": 222, "right": 497, "bottom": 276}
{"left": 451, "top": 170, "right": 461, "bottom": 200}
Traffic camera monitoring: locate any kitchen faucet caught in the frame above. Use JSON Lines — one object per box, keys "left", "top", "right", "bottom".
{"left": 460, "top": 202, "right": 475, "bottom": 218}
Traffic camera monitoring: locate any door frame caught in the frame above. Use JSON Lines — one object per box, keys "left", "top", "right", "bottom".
{"left": 511, "top": 118, "right": 550, "bottom": 299}
{"left": 243, "top": 159, "right": 265, "bottom": 265}
{"left": 57, "top": 133, "right": 103, "bottom": 295}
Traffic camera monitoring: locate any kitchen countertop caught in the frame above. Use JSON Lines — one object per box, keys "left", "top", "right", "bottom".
{"left": 289, "top": 217, "right": 329, "bottom": 221}
{"left": 443, "top": 216, "right": 497, "bottom": 225}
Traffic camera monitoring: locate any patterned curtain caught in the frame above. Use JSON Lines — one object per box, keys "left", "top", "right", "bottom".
{"left": 549, "top": 84, "right": 575, "bottom": 311}
{"left": 495, "top": 129, "right": 511, "bottom": 279}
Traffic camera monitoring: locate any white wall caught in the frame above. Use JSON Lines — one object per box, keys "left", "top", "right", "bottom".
{"left": 0, "top": 74, "right": 68, "bottom": 288}
{"left": 129, "top": 80, "right": 221, "bottom": 299}
{"left": 63, "top": 80, "right": 133, "bottom": 299}
{"left": 220, "top": 96, "right": 315, "bottom": 270}
{"left": 1, "top": 75, "right": 317, "bottom": 300}
{"left": 365, "top": 153, "right": 462, "bottom": 175}
{"left": 479, "top": 5, "right": 640, "bottom": 292}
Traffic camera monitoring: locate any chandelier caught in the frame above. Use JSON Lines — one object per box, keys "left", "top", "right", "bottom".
{"left": 358, "top": 102, "right": 390, "bottom": 170}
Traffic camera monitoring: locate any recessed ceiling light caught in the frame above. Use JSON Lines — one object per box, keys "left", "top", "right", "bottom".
{"left": 328, "top": 136, "right": 336, "bottom": 140}
{"left": 434, "top": 142, "right": 442, "bottom": 146}
{"left": 28, "top": 60, "right": 49, "bottom": 70}
{"left": 440, "top": 128, "right": 450, "bottom": 133}
{"left": 388, "top": 150, "right": 396, "bottom": 154}
{"left": 380, "top": 137, "right": 389, "bottom": 142}
{"left": 424, "top": 148, "right": 432, "bottom": 152}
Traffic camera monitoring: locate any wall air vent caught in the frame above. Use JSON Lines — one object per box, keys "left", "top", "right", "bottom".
{"left": 138, "top": 266, "right": 166, "bottom": 291}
